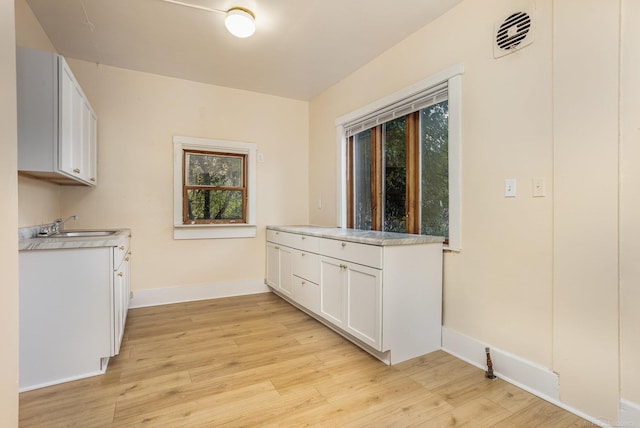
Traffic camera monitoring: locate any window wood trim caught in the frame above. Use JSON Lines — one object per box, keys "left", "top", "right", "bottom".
{"left": 182, "top": 149, "right": 247, "bottom": 225}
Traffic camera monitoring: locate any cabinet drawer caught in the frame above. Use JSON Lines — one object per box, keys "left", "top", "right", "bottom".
{"left": 318, "top": 239, "right": 382, "bottom": 269}
{"left": 267, "top": 230, "right": 320, "bottom": 253}
{"left": 292, "top": 250, "right": 320, "bottom": 284}
{"left": 292, "top": 275, "right": 319, "bottom": 313}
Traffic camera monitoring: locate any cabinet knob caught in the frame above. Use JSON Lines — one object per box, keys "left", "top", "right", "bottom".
{"left": 125, "top": 257, "right": 130, "bottom": 262}
{"left": 118, "top": 246, "right": 125, "bottom": 251}
{"left": 90, "top": 178, "right": 96, "bottom": 182}
{"left": 275, "top": 245, "right": 280, "bottom": 250}
{"left": 341, "top": 242, "right": 347, "bottom": 248}
{"left": 340, "top": 264, "right": 348, "bottom": 269}
{"left": 301, "top": 281, "right": 306, "bottom": 285}
{"left": 301, "top": 236, "right": 306, "bottom": 240}
{"left": 117, "top": 272, "right": 124, "bottom": 277}
{"left": 301, "top": 252, "right": 306, "bottom": 257}
{"left": 73, "top": 168, "right": 81, "bottom": 174}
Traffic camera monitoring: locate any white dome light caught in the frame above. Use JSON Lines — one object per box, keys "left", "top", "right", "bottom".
{"left": 225, "top": 7, "right": 256, "bottom": 38}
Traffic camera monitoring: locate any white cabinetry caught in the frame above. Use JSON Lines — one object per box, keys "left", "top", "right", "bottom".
{"left": 112, "top": 244, "right": 131, "bottom": 355}
{"left": 17, "top": 47, "right": 97, "bottom": 186}
{"left": 266, "top": 227, "right": 443, "bottom": 364}
{"left": 19, "top": 237, "right": 131, "bottom": 391}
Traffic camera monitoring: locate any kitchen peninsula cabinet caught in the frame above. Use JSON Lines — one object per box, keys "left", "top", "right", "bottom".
{"left": 17, "top": 46, "right": 97, "bottom": 186}
{"left": 266, "top": 226, "right": 444, "bottom": 364}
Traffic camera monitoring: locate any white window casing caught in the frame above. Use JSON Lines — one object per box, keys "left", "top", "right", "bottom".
{"left": 335, "top": 64, "right": 463, "bottom": 250}
{"left": 173, "top": 136, "right": 257, "bottom": 240}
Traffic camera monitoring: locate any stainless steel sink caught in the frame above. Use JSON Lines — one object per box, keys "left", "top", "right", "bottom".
{"left": 46, "top": 230, "right": 118, "bottom": 238}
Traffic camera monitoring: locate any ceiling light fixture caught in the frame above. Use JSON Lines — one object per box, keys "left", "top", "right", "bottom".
{"left": 159, "top": 0, "right": 256, "bottom": 38}
{"left": 224, "top": 7, "right": 256, "bottom": 38}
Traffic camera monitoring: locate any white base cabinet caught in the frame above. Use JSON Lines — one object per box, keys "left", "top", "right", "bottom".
{"left": 19, "top": 240, "right": 131, "bottom": 391}
{"left": 266, "top": 227, "right": 443, "bottom": 364}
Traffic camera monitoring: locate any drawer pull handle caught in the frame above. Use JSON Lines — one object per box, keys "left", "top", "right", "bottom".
{"left": 340, "top": 264, "right": 348, "bottom": 269}
{"left": 125, "top": 257, "right": 130, "bottom": 262}
{"left": 118, "top": 246, "right": 125, "bottom": 251}
{"left": 341, "top": 242, "right": 347, "bottom": 248}
{"left": 301, "top": 252, "right": 306, "bottom": 256}
{"left": 90, "top": 178, "right": 96, "bottom": 182}
{"left": 73, "top": 168, "right": 80, "bottom": 174}
{"left": 275, "top": 246, "right": 280, "bottom": 250}
{"left": 117, "top": 272, "right": 124, "bottom": 277}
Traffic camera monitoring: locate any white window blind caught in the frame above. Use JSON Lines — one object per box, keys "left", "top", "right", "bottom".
{"left": 344, "top": 82, "right": 448, "bottom": 137}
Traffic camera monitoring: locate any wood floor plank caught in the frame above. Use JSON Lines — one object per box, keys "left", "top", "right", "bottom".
{"left": 19, "top": 292, "right": 596, "bottom": 427}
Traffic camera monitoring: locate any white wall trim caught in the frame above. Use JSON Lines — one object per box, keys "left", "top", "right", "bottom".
{"left": 129, "top": 278, "right": 269, "bottom": 308}
{"left": 441, "top": 326, "right": 616, "bottom": 428}
{"left": 619, "top": 399, "right": 640, "bottom": 428}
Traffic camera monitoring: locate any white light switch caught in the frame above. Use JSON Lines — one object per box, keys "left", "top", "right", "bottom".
{"left": 532, "top": 178, "right": 546, "bottom": 197}
{"left": 505, "top": 179, "right": 517, "bottom": 197}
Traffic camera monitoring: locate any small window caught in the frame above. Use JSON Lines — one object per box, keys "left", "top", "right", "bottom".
{"left": 183, "top": 150, "right": 247, "bottom": 224}
{"left": 173, "top": 136, "right": 257, "bottom": 239}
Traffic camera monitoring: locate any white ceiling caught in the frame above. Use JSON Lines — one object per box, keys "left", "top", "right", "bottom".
{"left": 26, "top": 0, "right": 463, "bottom": 100}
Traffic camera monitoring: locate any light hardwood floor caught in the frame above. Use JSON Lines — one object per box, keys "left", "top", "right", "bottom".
{"left": 20, "top": 292, "right": 597, "bottom": 427}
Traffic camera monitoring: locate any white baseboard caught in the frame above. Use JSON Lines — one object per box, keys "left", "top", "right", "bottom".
{"left": 129, "top": 278, "right": 269, "bottom": 308}
{"left": 441, "top": 326, "right": 616, "bottom": 428}
{"left": 619, "top": 399, "right": 640, "bottom": 428}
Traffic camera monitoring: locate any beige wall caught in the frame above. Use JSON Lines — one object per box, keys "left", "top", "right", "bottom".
{"left": 59, "top": 60, "right": 309, "bottom": 292}
{"left": 311, "top": 0, "right": 554, "bottom": 365}
{"left": 1, "top": 0, "right": 19, "bottom": 425}
{"left": 309, "top": 0, "right": 631, "bottom": 423}
{"left": 16, "top": 0, "right": 309, "bottom": 293}
{"left": 552, "top": 1, "right": 620, "bottom": 419}
{"left": 621, "top": 0, "right": 640, "bottom": 406}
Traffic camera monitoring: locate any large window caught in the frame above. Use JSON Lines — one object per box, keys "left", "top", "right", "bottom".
{"left": 338, "top": 66, "right": 462, "bottom": 249}
{"left": 173, "top": 136, "right": 257, "bottom": 239}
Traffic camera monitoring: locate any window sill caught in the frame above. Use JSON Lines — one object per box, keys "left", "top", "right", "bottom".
{"left": 173, "top": 224, "right": 257, "bottom": 240}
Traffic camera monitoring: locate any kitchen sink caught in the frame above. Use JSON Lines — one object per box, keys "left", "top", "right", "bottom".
{"left": 45, "top": 230, "right": 118, "bottom": 238}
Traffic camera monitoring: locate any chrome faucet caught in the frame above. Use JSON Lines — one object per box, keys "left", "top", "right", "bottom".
{"left": 53, "top": 215, "right": 78, "bottom": 233}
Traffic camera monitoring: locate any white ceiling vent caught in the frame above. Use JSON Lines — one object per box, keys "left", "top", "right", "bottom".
{"left": 494, "top": 9, "right": 535, "bottom": 58}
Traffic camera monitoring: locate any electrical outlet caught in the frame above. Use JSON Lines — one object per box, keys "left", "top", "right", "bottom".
{"left": 532, "top": 178, "right": 546, "bottom": 197}
{"left": 505, "top": 179, "right": 517, "bottom": 197}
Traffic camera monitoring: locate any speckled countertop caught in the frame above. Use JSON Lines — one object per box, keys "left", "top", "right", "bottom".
{"left": 267, "top": 225, "right": 444, "bottom": 246}
{"left": 19, "top": 229, "right": 131, "bottom": 251}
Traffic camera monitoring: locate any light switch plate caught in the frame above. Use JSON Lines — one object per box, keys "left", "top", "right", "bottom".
{"left": 505, "top": 179, "right": 517, "bottom": 197}
{"left": 532, "top": 178, "right": 545, "bottom": 197}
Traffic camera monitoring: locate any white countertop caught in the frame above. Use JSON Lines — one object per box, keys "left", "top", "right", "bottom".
{"left": 19, "top": 229, "right": 131, "bottom": 251}
{"left": 267, "top": 225, "right": 444, "bottom": 246}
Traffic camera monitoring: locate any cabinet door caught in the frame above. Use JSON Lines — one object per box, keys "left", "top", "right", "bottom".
{"left": 266, "top": 243, "right": 293, "bottom": 297}
{"left": 59, "top": 63, "right": 82, "bottom": 178}
{"left": 112, "top": 268, "right": 125, "bottom": 356}
{"left": 345, "top": 264, "right": 382, "bottom": 350}
{"left": 278, "top": 246, "right": 293, "bottom": 297}
{"left": 83, "top": 100, "right": 98, "bottom": 185}
{"left": 266, "top": 243, "right": 280, "bottom": 287}
{"left": 319, "top": 257, "right": 346, "bottom": 328}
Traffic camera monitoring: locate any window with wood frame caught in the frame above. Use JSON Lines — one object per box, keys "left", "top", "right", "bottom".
{"left": 173, "top": 136, "right": 257, "bottom": 240}
{"left": 183, "top": 150, "right": 247, "bottom": 224}
{"left": 346, "top": 97, "right": 449, "bottom": 240}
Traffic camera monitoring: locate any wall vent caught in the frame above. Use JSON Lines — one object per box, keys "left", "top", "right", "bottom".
{"left": 494, "top": 9, "right": 535, "bottom": 58}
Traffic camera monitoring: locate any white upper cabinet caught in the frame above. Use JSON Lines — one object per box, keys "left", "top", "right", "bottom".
{"left": 17, "top": 47, "right": 97, "bottom": 186}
